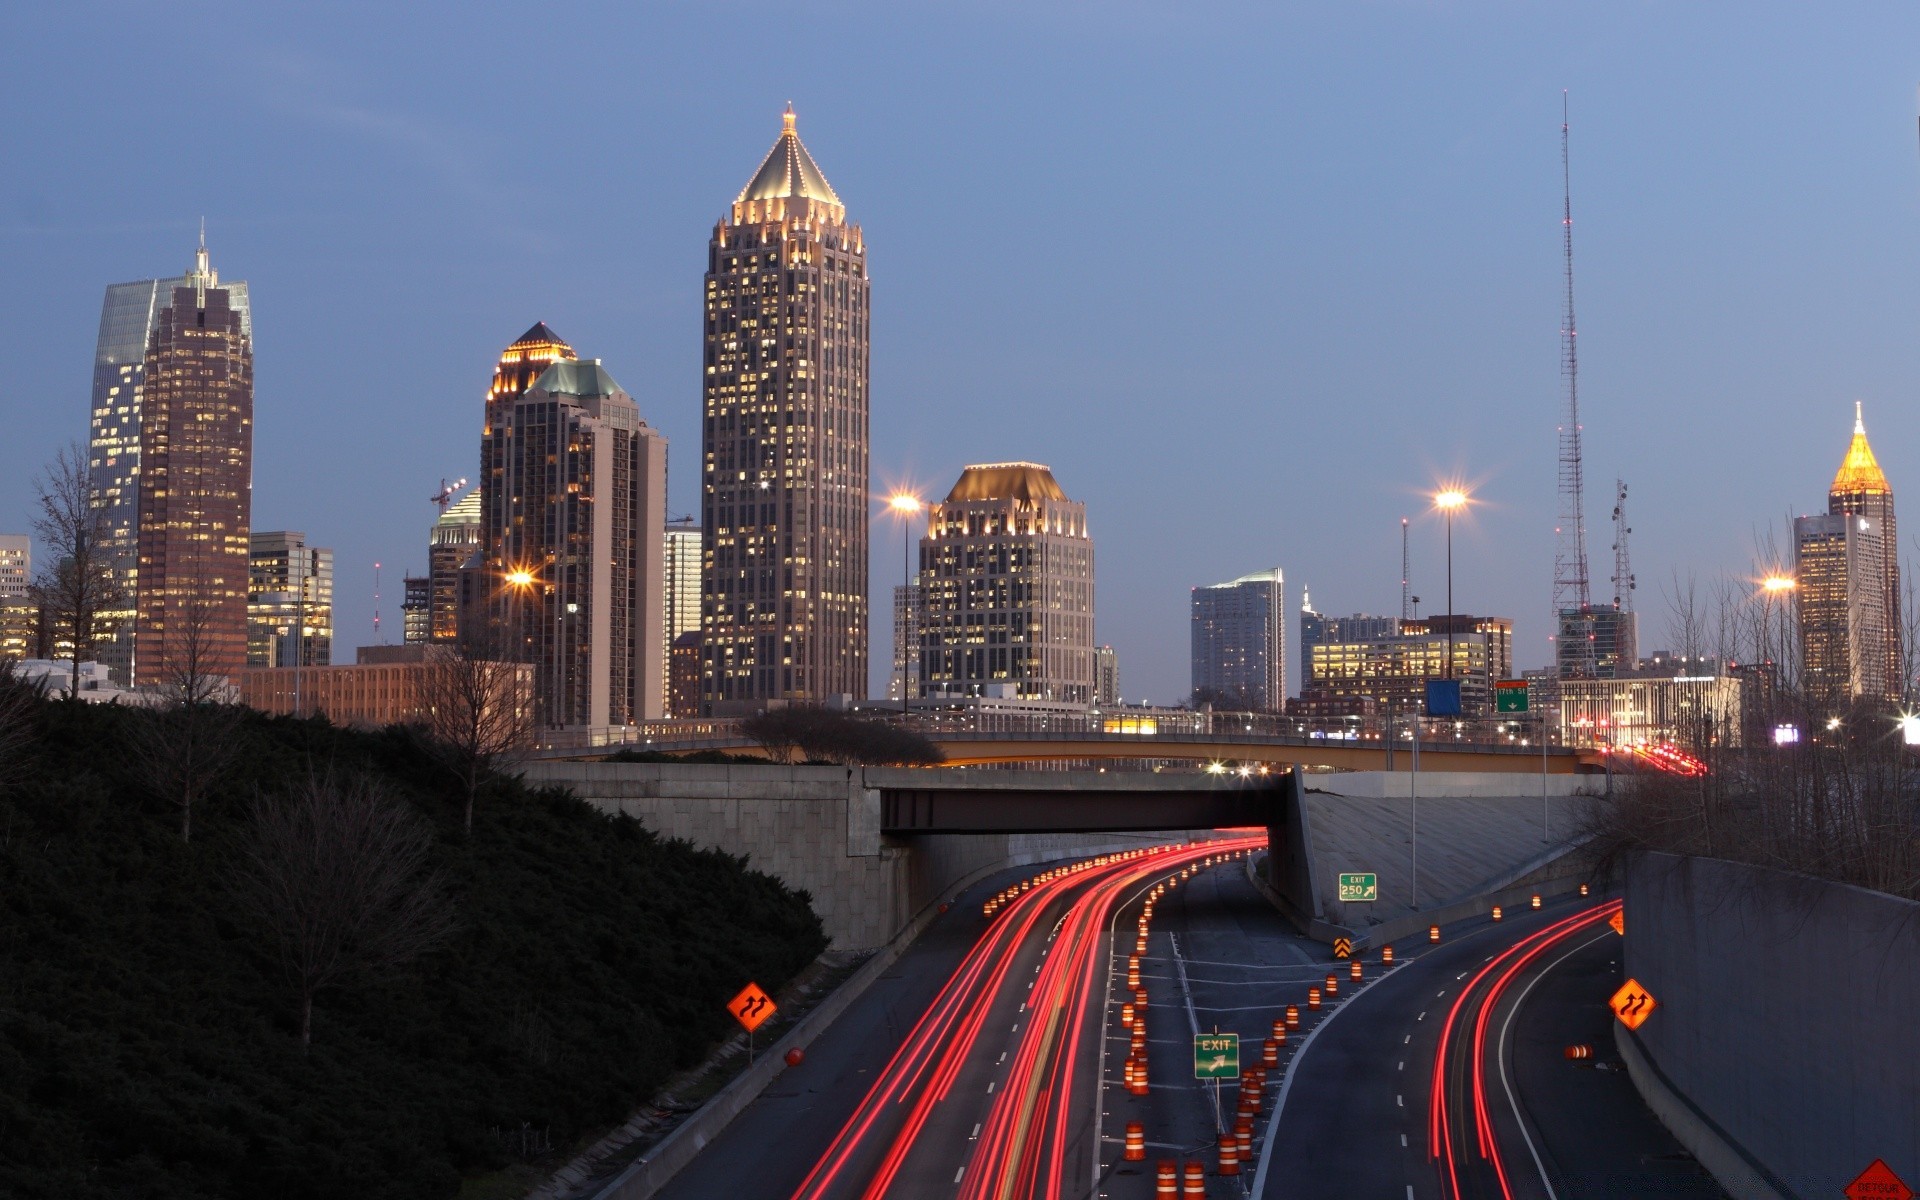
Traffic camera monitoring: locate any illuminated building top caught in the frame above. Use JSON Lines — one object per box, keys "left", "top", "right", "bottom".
{"left": 489, "top": 322, "right": 576, "bottom": 405}
{"left": 943, "top": 463, "right": 1069, "bottom": 506}
{"left": 736, "top": 105, "right": 843, "bottom": 213}
{"left": 1831, "top": 402, "right": 1890, "bottom": 497}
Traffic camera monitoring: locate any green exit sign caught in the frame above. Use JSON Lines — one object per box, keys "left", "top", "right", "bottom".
{"left": 1194, "top": 1033, "right": 1240, "bottom": 1079}
{"left": 1496, "top": 680, "right": 1530, "bottom": 713}
{"left": 1339, "top": 872, "right": 1379, "bottom": 902}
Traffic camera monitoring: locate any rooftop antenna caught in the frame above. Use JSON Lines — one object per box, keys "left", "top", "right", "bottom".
{"left": 1400, "top": 517, "right": 1411, "bottom": 624}
{"left": 1552, "top": 91, "right": 1596, "bottom": 675}
{"left": 373, "top": 561, "right": 385, "bottom": 645}
{"left": 1611, "top": 479, "right": 1635, "bottom": 612}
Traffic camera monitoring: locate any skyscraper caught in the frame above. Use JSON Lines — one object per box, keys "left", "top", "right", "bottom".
{"left": 889, "top": 581, "right": 922, "bottom": 704}
{"left": 89, "top": 251, "right": 251, "bottom": 683}
{"left": 662, "top": 517, "right": 701, "bottom": 712}
{"left": 1825, "top": 403, "right": 1900, "bottom": 698}
{"left": 1190, "top": 569, "right": 1286, "bottom": 712}
{"left": 428, "top": 487, "right": 481, "bottom": 642}
{"left": 247, "top": 531, "right": 333, "bottom": 668}
{"left": 1094, "top": 645, "right": 1119, "bottom": 707}
{"left": 481, "top": 356, "right": 667, "bottom": 728}
{"left": 702, "top": 107, "right": 870, "bottom": 714}
{"left": 0, "top": 535, "right": 30, "bottom": 663}
{"left": 918, "top": 463, "right": 1094, "bottom": 703}
{"left": 132, "top": 238, "right": 253, "bottom": 687}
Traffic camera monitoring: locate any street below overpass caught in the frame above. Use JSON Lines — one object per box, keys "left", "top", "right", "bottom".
{"left": 649, "top": 846, "right": 1721, "bottom": 1199}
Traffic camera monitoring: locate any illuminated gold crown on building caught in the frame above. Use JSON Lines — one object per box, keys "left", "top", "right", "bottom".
{"left": 1831, "top": 401, "right": 1891, "bottom": 497}
{"left": 737, "top": 104, "right": 842, "bottom": 208}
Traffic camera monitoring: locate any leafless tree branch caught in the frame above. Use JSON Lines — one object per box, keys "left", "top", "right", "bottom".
{"left": 29, "top": 441, "right": 125, "bottom": 697}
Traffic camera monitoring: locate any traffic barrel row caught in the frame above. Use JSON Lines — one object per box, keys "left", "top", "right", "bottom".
{"left": 1124, "top": 1121, "right": 1146, "bottom": 1161}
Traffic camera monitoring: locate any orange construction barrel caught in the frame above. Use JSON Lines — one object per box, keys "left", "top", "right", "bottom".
{"left": 1531, "top": 894, "right": 1542, "bottom": 909}
{"left": 1350, "top": 959, "right": 1363, "bottom": 982}
{"left": 1491, "top": 905, "right": 1503, "bottom": 922}
{"left": 1580, "top": 882, "right": 1590, "bottom": 896}
{"left": 1286, "top": 1004, "right": 1300, "bottom": 1029}
{"left": 1183, "top": 1162, "right": 1207, "bottom": 1196}
{"left": 1325, "top": 973, "right": 1338, "bottom": 996}
{"left": 1429, "top": 924, "right": 1441, "bottom": 943}
{"left": 1382, "top": 945, "right": 1395, "bottom": 965}
{"left": 1262, "top": 1038, "right": 1279, "bottom": 1068}
{"left": 1218, "top": 1134, "right": 1240, "bottom": 1175}
{"left": 1156, "top": 1161, "right": 1178, "bottom": 1196}
{"left": 1125, "top": 1122, "right": 1147, "bottom": 1161}
{"left": 1308, "top": 987, "right": 1321, "bottom": 1011}
{"left": 1122, "top": 1002, "right": 1136, "bottom": 1030}
{"left": 1564, "top": 1044, "right": 1592, "bottom": 1060}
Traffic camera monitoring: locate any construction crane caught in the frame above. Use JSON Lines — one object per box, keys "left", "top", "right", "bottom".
{"left": 430, "top": 477, "right": 469, "bottom": 515}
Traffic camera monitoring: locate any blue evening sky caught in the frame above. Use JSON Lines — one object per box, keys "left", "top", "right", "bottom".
{"left": 6, "top": 2, "right": 1919, "bottom": 703}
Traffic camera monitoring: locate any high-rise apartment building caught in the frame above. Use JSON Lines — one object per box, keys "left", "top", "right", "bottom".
{"left": 429, "top": 487, "right": 481, "bottom": 642}
{"left": 918, "top": 463, "right": 1094, "bottom": 704}
{"left": 89, "top": 248, "right": 251, "bottom": 683}
{"left": 0, "top": 535, "right": 31, "bottom": 663}
{"left": 663, "top": 518, "right": 701, "bottom": 711}
{"left": 1191, "top": 569, "right": 1286, "bottom": 712}
{"left": 0, "top": 535, "right": 27, "bottom": 601}
{"left": 401, "top": 574, "right": 431, "bottom": 644}
{"left": 481, "top": 356, "right": 667, "bottom": 728}
{"left": 132, "top": 239, "right": 253, "bottom": 687}
{"left": 1297, "top": 591, "right": 1399, "bottom": 694}
{"left": 1094, "top": 645, "right": 1119, "bottom": 707}
{"left": 247, "top": 531, "right": 333, "bottom": 668}
{"left": 702, "top": 108, "right": 870, "bottom": 714}
{"left": 1823, "top": 404, "right": 1900, "bottom": 700}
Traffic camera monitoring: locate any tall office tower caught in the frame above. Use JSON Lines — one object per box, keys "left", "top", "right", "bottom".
{"left": 662, "top": 517, "right": 701, "bottom": 711}
{"left": 475, "top": 323, "right": 578, "bottom": 653}
{"left": 429, "top": 488, "right": 481, "bottom": 641}
{"left": 483, "top": 358, "right": 667, "bottom": 728}
{"left": 1298, "top": 591, "right": 1400, "bottom": 693}
{"left": 1303, "top": 614, "right": 1514, "bottom": 717}
{"left": 1094, "top": 645, "right": 1119, "bottom": 707}
{"left": 401, "top": 574, "right": 431, "bottom": 644}
{"left": 702, "top": 108, "right": 870, "bottom": 714}
{"left": 1190, "top": 569, "right": 1286, "bottom": 712}
{"left": 90, "top": 250, "right": 251, "bottom": 683}
{"left": 889, "top": 581, "right": 922, "bottom": 703}
{"left": 919, "top": 463, "right": 1094, "bottom": 703}
{"left": 1796, "top": 511, "right": 1892, "bottom": 705}
{"left": 246, "top": 531, "right": 333, "bottom": 668}
{"left": 132, "top": 239, "right": 253, "bottom": 687}
{"left": 0, "top": 535, "right": 30, "bottom": 662}
{"left": 1827, "top": 403, "right": 1900, "bottom": 698}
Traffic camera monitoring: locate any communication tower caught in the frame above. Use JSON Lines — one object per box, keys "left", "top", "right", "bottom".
{"left": 1552, "top": 93, "right": 1597, "bottom": 677}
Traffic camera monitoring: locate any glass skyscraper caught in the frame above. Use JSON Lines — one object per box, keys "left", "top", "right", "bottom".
{"left": 1191, "top": 569, "right": 1286, "bottom": 712}
{"left": 89, "top": 253, "right": 250, "bottom": 683}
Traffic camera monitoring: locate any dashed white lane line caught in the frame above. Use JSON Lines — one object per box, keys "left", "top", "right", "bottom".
{"left": 1398, "top": 1061, "right": 1404, "bottom": 1071}
{"left": 998, "top": 1052, "right": 1006, "bottom": 1063}
{"left": 1397, "top": 1094, "right": 1404, "bottom": 1107}
{"left": 987, "top": 1081, "right": 996, "bottom": 1094}
{"left": 1401, "top": 1133, "right": 1409, "bottom": 1148}
{"left": 954, "top": 1167, "right": 965, "bottom": 1183}
{"left": 970, "top": 1123, "right": 981, "bottom": 1140}
{"left": 1418, "top": 1011, "right": 1426, "bottom": 1020}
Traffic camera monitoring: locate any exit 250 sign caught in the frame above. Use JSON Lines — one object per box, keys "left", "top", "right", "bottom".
{"left": 1338, "top": 873, "right": 1378, "bottom": 902}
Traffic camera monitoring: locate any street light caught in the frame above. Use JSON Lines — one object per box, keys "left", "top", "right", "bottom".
{"left": 1433, "top": 489, "right": 1468, "bottom": 681}
{"left": 888, "top": 493, "right": 923, "bottom": 716}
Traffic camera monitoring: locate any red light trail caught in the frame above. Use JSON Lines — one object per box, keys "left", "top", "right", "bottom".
{"left": 789, "top": 836, "right": 1266, "bottom": 1200}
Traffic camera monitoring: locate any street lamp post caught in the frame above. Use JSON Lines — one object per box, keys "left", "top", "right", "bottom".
{"left": 505, "top": 567, "right": 536, "bottom": 722}
{"left": 1434, "top": 490, "right": 1467, "bottom": 681}
{"left": 888, "top": 493, "right": 923, "bottom": 717}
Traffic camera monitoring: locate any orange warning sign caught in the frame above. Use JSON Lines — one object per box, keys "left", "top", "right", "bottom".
{"left": 728, "top": 981, "right": 777, "bottom": 1033}
{"left": 1845, "top": 1159, "right": 1914, "bottom": 1200}
{"left": 1609, "top": 978, "right": 1656, "bottom": 1031}
{"left": 1609, "top": 911, "right": 1624, "bottom": 936}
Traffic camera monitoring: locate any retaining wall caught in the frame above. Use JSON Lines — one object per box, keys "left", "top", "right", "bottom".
{"left": 1624, "top": 852, "right": 1920, "bottom": 1198}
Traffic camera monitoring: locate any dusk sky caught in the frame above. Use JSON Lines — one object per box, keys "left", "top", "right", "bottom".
{"left": 7, "top": 2, "right": 1920, "bottom": 704}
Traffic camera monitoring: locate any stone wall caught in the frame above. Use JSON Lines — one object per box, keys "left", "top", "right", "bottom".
{"left": 1624, "top": 852, "right": 1920, "bottom": 1197}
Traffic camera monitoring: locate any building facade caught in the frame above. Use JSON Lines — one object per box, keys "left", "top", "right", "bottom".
{"left": 132, "top": 240, "right": 253, "bottom": 688}
{"left": 1094, "top": 644, "right": 1119, "bottom": 707}
{"left": 246, "top": 531, "right": 333, "bottom": 668}
{"left": 889, "top": 582, "right": 922, "bottom": 704}
{"left": 1297, "top": 593, "right": 1398, "bottom": 697}
{"left": 239, "top": 651, "right": 533, "bottom": 730}
{"left": 1556, "top": 671, "right": 1744, "bottom": 750}
{"left": 1824, "top": 404, "right": 1900, "bottom": 701}
{"left": 1191, "top": 568, "right": 1285, "bottom": 712}
{"left": 701, "top": 108, "right": 870, "bottom": 714}
{"left": 663, "top": 518, "right": 701, "bottom": 710}
{"left": 1303, "top": 613, "right": 1514, "bottom": 717}
{"left": 481, "top": 357, "right": 667, "bottom": 729}
{"left": 1555, "top": 606, "right": 1637, "bottom": 680}
{"left": 918, "top": 463, "right": 1095, "bottom": 704}
{"left": 0, "top": 535, "right": 30, "bottom": 663}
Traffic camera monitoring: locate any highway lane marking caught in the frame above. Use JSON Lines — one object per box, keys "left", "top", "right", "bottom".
{"left": 1436, "top": 989, "right": 1446, "bottom": 997}
{"left": 1397, "top": 1094, "right": 1404, "bottom": 1106}
{"left": 1456, "top": 971, "right": 1469, "bottom": 980}
{"left": 971, "top": 1123, "right": 981, "bottom": 1139}
{"left": 1407, "top": 1186, "right": 1415, "bottom": 1199}
{"left": 998, "top": 1052, "right": 1006, "bottom": 1063}
{"left": 1404, "top": 1034, "right": 1411, "bottom": 1044}
{"left": 1496, "top": 927, "right": 1614, "bottom": 1200}
{"left": 987, "top": 1081, "right": 996, "bottom": 1093}
{"left": 1418, "top": 1011, "right": 1426, "bottom": 1020}
{"left": 1401, "top": 1134, "right": 1408, "bottom": 1148}
{"left": 954, "top": 1167, "right": 965, "bottom": 1183}
{"left": 1398, "top": 1061, "right": 1404, "bottom": 1070}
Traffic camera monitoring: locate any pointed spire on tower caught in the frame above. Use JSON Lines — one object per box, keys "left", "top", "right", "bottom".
{"left": 189, "top": 218, "right": 217, "bottom": 305}
{"left": 736, "top": 105, "right": 843, "bottom": 211}
{"left": 1833, "top": 402, "right": 1892, "bottom": 497}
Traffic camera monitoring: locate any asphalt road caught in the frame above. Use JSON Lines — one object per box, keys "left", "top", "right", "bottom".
{"left": 1256, "top": 897, "right": 1726, "bottom": 1200}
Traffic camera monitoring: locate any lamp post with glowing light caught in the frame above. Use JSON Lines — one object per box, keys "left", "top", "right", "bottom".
{"left": 1434, "top": 490, "right": 1468, "bottom": 680}
{"left": 888, "top": 493, "right": 923, "bottom": 716}
{"left": 1761, "top": 574, "right": 1794, "bottom": 729}
{"left": 504, "top": 567, "right": 537, "bottom": 721}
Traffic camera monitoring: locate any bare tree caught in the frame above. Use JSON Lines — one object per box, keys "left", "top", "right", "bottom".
{"left": 741, "top": 705, "right": 944, "bottom": 766}
{"left": 132, "top": 595, "right": 242, "bottom": 842}
{"left": 230, "top": 774, "right": 456, "bottom": 1050}
{"left": 420, "top": 639, "right": 533, "bottom": 836}
{"left": 30, "top": 442, "right": 125, "bottom": 699}
{"left": 0, "top": 660, "right": 42, "bottom": 792}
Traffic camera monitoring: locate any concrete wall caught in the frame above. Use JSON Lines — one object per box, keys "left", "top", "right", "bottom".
{"left": 1624, "top": 852, "right": 1920, "bottom": 1197}
{"left": 1310, "top": 770, "right": 1597, "bottom": 799}
{"left": 522, "top": 762, "right": 1181, "bottom": 949}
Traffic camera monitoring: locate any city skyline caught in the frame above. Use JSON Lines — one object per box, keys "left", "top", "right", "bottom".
{"left": 9, "top": 5, "right": 1920, "bottom": 704}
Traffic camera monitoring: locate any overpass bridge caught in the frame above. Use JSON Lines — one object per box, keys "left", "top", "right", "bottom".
{"left": 537, "top": 728, "right": 1601, "bottom": 773}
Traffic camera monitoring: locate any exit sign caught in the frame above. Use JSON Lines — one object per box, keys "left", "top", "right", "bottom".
{"left": 1338, "top": 872, "right": 1378, "bottom": 902}
{"left": 1496, "top": 680, "right": 1530, "bottom": 713}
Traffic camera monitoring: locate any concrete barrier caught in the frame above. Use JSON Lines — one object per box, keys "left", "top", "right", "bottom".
{"left": 1624, "top": 852, "right": 1920, "bottom": 1197}
{"left": 1308, "top": 770, "right": 1598, "bottom": 799}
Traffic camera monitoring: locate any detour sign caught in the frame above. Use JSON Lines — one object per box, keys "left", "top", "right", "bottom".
{"left": 1846, "top": 1160, "right": 1914, "bottom": 1200}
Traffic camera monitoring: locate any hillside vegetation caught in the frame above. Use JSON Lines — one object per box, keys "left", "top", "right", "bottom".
{"left": 0, "top": 690, "right": 826, "bottom": 1199}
